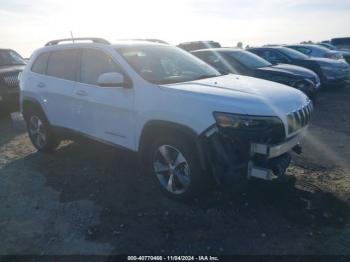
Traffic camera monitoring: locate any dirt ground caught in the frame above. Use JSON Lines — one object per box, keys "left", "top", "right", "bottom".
{"left": 1, "top": 86, "right": 350, "bottom": 255}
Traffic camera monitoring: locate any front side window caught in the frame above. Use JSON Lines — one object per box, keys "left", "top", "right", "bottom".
{"left": 277, "top": 47, "right": 308, "bottom": 60}
{"left": 0, "top": 49, "right": 26, "bottom": 66}
{"left": 259, "top": 50, "right": 288, "bottom": 63}
{"left": 117, "top": 45, "right": 220, "bottom": 84}
{"left": 31, "top": 52, "right": 49, "bottom": 74}
{"left": 46, "top": 49, "right": 79, "bottom": 81}
{"left": 80, "top": 49, "right": 122, "bottom": 85}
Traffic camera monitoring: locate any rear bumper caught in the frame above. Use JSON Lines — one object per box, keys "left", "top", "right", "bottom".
{"left": 322, "top": 71, "right": 349, "bottom": 86}
{"left": 323, "top": 78, "right": 348, "bottom": 86}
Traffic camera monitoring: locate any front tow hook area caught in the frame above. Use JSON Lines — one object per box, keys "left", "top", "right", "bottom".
{"left": 292, "top": 144, "right": 302, "bottom": 154}
{"left": 268, "top": 153, "right": 292, "bottom": 179}
{"left": 248, "top": 153, "right": 292, "bottom": 181}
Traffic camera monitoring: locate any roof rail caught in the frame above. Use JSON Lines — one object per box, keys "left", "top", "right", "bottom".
{"left": 45, "top": 37, "right": 110, "bottom": 46}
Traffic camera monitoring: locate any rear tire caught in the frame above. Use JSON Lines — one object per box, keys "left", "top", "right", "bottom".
{"left": 144, "top": 133, "right": 209, "bottom": 201}
{"left": 24, "top": 108, "right": 59, "bottom": 152}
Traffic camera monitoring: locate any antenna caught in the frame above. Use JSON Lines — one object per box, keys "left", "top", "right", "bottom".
{"left": 70, "top": 31, "right": 75, "bottom": 44}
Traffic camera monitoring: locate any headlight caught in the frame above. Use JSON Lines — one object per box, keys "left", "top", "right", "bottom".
{"left": 213, "top": 112, "right": 282, "bottom": 131}
{"left": 294, "top": 79, "right": 313, "bottom": 89}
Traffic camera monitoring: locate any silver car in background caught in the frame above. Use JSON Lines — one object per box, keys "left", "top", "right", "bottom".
{"left": 318, "top": 42, "right": 350, "bottom": 65}
{"left": 285, "top": 44, "right": 344, "bottom": 61}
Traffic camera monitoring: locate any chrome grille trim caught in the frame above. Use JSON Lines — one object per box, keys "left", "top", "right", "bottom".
{"left": 287, "top": 101, "right": 313, "bottom": 134}
{"left": 0, "top": 72, "right": 20, "bottom": 88}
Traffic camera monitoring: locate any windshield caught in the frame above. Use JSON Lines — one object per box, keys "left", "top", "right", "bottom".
{"left": 0, "top": 50, "right": 26, "bottom": 66}
{"left": 227, "top": 50, "right": 272, "bottom": 69}
{"left": 277, "top": 47, "right": 309, "bottom": 59}
{"left": 116, "top": 45, "right": 220, "bottom": 84}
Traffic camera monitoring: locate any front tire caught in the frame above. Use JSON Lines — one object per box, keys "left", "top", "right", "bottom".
{"left": 25, "top": 109, "right": 59, "bottom": 152}
{"left": 145, "top": 133, "right": 208, "bottom": 201}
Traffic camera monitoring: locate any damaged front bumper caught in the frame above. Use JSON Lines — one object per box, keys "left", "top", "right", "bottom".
{"left": 200, "top": 125, "right": 306, "bottom": 186}
{"left": 248, "top": 131, "right": 305, "bottom": 180}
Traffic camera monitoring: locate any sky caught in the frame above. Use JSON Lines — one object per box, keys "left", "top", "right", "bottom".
{"left": 0, "top": 0, "right": 349, "bottom": 57}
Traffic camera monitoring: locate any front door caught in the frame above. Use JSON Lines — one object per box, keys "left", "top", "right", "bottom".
{"left": 74, "top": 48, "right": 135, "bottom": 149}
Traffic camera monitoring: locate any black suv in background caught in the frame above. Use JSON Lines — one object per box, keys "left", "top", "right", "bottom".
{"left": 192, "top": 48, "right": 320, "bottom": 100}
{"left": 0, "top": 49, "right": 26, "bottom": 115}
{"left": 248, "top": 46, "right": 350, "bottom": 87}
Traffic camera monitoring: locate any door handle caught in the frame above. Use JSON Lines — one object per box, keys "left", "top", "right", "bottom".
{"left": 75, "top": 90, "right": 88, "bottom": 96}
{"left": 37, "top": 82, "right": 45, "bottom": 88}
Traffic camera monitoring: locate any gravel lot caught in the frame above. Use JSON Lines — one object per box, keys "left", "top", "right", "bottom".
{"left": 1, "top": 86, "right": 350, "bottom": 255}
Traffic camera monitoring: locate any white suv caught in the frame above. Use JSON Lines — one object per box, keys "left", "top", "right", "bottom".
{"left": 20, "top": 38, "right": 313, "bottom": 200}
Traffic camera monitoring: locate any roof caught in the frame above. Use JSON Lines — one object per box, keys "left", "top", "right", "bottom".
{"left": 248, "top": 46, "right": 283, "bottom": 50}
{"left": 285, "top": 44, "right": 318, "bottom": 48}
{"left": 112, "top": 40, "right": 168, "bottom": 49}
{"left": 191, "top": 47, "right": 243, "bottom": 53}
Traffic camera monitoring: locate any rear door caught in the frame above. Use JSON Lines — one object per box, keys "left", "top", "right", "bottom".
{"left": 37, "top": 49, "right": 79, "bottom": 129}
{"left": 74, "top": 48, "right": 135, "bottom": 149}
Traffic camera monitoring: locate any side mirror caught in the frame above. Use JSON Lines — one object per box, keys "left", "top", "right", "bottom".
{"left": 97, "top": 72, "right": 126, "bottom": 88}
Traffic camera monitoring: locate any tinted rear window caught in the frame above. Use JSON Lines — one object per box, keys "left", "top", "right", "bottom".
{"left": 31, "top": 52, "right": 49, "bottom": 74}
{"left": 46, "top": 49, "right": 79, "bottom": 81}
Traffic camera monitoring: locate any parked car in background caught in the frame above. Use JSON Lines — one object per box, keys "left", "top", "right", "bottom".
{"left": 285, "top": 44, "right": 343, "bottom": 60}
{"left": 0, "top": 49, "right": 26, "bottom": 115}
{"left": 192, "top": 48, "right": 320, "bottom": 100}
{"left": 330, "top": 37, "right": 350, "bottom": 51}
{"left": 318, "top": 42, "right": 350, "bottom": 64}
{"left": 248, "top": 46, "right": 350, "bottom": 87}
{"left": 20, "top": 38, "right": 312, "bottom": 200}
{"left": 131, "top": 39, "right": 169, "bottom": 44}
{"left": 178, "top": 41, "right": 221, "bottom": 51}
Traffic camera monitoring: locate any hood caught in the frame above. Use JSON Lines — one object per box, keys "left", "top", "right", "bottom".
{"left": 259, "top": 63, "right": 316, "bottom": 78}
{"left": 161, "top": 74, "right": 309, "bottom": 117}
{"left": 0, "top": 65, "right": 25, "bottom": 74}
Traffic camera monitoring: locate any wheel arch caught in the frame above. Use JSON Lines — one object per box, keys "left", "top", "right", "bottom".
{"left": 21, "top": 98, "right": 49, "bottom": 123}
{"left": 138, "top": 120, "right": 207, "bottom": 169}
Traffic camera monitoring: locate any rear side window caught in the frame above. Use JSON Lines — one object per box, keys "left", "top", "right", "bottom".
{"left": 80, "top": 49, "right": 122, "bottom": 85}
{"left": 31, "top": 52, "right": 49, "bottom": 74}
{"left": 260, "top": 50, "right": 288, "bottom": 63}
{"left": 46, "top": 49, "right": 79, "bottom": 81}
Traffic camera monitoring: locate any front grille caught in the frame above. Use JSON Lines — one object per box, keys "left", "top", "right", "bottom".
{"left": 0, "top": 72, "right": 20, "bottom": 88}
{"left": 287, "top": 101, "right": 313, "bottom": 134}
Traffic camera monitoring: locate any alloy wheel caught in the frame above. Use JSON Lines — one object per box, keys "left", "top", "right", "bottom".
{"left": 153, "top": 145, "right": 191, "bottom": 194}
{"left": 28, "top": 115, "right": 47, "bottom": 149}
